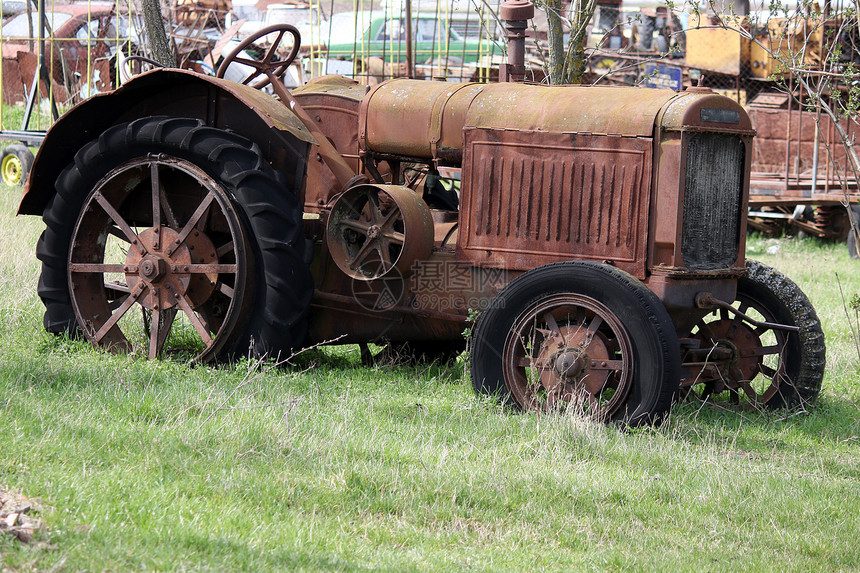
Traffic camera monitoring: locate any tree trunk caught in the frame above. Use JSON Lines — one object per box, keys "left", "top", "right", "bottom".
{"left": 544, "top": 0, "right": 565, "bottom": 85}
{"left": 142, "top": 0, "right": 176, "bottom": 67}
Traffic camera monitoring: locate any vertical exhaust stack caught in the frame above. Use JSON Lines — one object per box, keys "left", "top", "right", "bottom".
{"left": 499, "top": 0, "right": 534, "bottom": 82}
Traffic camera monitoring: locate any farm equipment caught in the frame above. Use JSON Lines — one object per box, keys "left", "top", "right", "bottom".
{"left": 17, "top": 2, "right": 825, "bottom": 425}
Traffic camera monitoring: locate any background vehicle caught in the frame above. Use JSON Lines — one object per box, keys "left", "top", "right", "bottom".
{"left": 0, "top": 3, "right": 127, "bottom": 102}
{"left": 17, "top": 9, "right": 826, "bottom": 426}
{"left": 307, "top": 9, "right": 502, "bottom": 81}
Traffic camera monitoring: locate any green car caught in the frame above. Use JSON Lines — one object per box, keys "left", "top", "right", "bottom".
{"left": 309, "top": 10, "right": 502, "bottom": 70}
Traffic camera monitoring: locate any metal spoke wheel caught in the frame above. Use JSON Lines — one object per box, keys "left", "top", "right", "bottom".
{"left": 687, "top": 259, "right": 825, "bottom": 409}
{"left": 503, "top": 294, "right": 632, "bottom": 417}
{"left": 216, "top": 24, "right": 301, "bottom": 89}
{"left": 471, "top": 261, "right": 680, "bottom": 427}
{"left": 37, "top": 116, "right": 312, "bottom": 363}
{"left": 69, "top": 157, "right": 249, "bottom": 361}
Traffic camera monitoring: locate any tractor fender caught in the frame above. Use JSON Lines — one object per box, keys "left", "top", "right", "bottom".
{"left": 18, "top": 69, "right": 315, "bottom": 216}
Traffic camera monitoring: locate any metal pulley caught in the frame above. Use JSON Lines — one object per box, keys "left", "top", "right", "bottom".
{"left": 326, "top": 184, "right": 434, "bottom": 280}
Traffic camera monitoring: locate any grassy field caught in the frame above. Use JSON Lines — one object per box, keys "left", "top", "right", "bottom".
{"left": 1, "top": 179, "right": 859, "bottom": 572}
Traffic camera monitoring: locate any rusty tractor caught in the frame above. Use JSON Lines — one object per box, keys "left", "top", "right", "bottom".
{"left": 18, "top": 5, "right": 825, "bottom": 426}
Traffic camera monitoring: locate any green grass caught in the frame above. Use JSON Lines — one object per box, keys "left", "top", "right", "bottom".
{"left": 2, "top": 182, "right": 860, "bottom": 571}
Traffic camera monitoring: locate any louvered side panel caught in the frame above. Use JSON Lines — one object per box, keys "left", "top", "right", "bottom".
{"left": 458, "top": 129, "right": 652, "bottom": 278}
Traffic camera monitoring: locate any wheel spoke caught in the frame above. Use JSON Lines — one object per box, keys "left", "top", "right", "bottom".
{"left": 69, "top": 263, "right": 133, "bottom": 273}
{"left": 377, "top": 242, "right": 393, "bottom": 269}
{"left": 740, "top": 343, "right": 781, "bottom": 358}
{"left": 108, "top": 293, "right": 130, "bottom": 311}
{"left": 234, "top": 56, "right": 266, "bottom": 69}
{"left": 381, "top": 230, "right": 405, "bottom": 244}
{"left": 107, "top": 225, "right": 128, "bottom": 242}
{"left": 349, "top": 237, "right": 376, "bottom": 269}
{"left": 760, "top": 363, "right": 777, "bottom": 378}
{"left": 150, "top": 163, "right": 161, "bottom": 238}
{"left": 378, "top": 207, "right": 401, "bottom": 231}
{"left": 216, "top": 241, "right": 235, "bottom": 258}
{"left": 542, "top": 312, "right": 563, "bottom": 340}
{"left": 582, "top": 313, "right": 604, "bottom": 347}
{"left": 694, "top": 320, "right": 717, "bottom": 343}
{"left": 183, "top": 263, "right": 238, "bottom": 274}
{"left": 737, "top": 377, "right": 761, "bottom": 403}
{"left": 93, "top": 282, "right": 145, "bottom": 343}
{"left": 148, "top": 307, "right": 177, "bottom": 359}
{"left": 263, "top": 32, "right": 286, "bottom": 64}
{"left": 589, "top": 359, "right": 624, "bottom": 371}
{"left": 175, "top": 292, "right": 214, "bottom": 346}
{"left": 341, "top": 219, "right": 372, "bottom": 233}
{"left": 169, "top": 191, "right": 215, "bottom": 254}
{"left": 216, "top": 282, "right": 235, "bottom": 298}
{"left": 367, "top": 193, "right": 383, "bottom": 225}
{"left": 94, "top": 192, "right": 146, "bottom": 253}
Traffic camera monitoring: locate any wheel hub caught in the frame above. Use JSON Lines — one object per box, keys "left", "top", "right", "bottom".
{"left": 139, "top": 255, "right": 168, "bottom": 282}
{"left": 695, "top": 319, "right": 764, "bottom": 385}
{"left": 125, "top": 227, "right": 193, "bottom": 311}
{"left": 533, "top": 324, "right": 613, "bottom": 398}
{"left": 552, "top": 349, "right": 586, "bottom": 378}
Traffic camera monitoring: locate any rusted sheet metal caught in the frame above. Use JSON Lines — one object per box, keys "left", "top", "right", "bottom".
{"left": 465, "top": 83, "right": 678, "bottom": 136}
{"left": 16, "top": 51, "right": 69, "bottom": 102}
{"left": 747, "top": 105, "right": 859, "bottom": 195}
{"left": 457, "top": 129, "right": 652, "bottom": 278}
{"left": 2, "top": 57, "right": 26, "bottom": 104}
{"left": 361, "top": 78, "right": 485, "bottom": 162}
{"left": 19, "top": 69, "right": 313, "bottom": 216}
{"left": 293, "top": 76, "right": 367, "bottom": 210}
{"left": 293, "top": 74, "right": 369, "bottom": 99}
{"left": 658, "top": 90, "right": 754, "bottom": 133}
{"left": 361, "top": 80, "right": 676, "bottom": 162}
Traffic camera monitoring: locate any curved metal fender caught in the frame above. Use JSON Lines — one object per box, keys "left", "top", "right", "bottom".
{"left": 18, "top": 69, "right": 315, "bottom": 216}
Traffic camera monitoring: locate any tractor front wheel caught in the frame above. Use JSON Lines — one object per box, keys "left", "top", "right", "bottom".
{"left": 688, "top": 259, "right": 825, "bottom": 408}
{"left": 470, "top": 262, "right": 680, "bottom": 426}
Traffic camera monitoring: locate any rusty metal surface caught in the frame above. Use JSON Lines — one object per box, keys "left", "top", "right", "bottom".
{"left": 502, "top": 293, "right": 633, "bottom": 416}
{"left": 747, "top": 105, "right": 859, "bottom": 197}
{"left": 457, "top": 129, "right": 652, "bottom": 277}
{"left": 361, "top": 79, "right": 485, "bottom": 161}
{"left": 19, "top": 69, "right": 313, "bottom": 216}
{"left": 658, "top": 90, "right": 754, "bottom": 133}
{"left": 293, "top": 76, "right": 368, "bottom": 209}
{"left": 465, "top": 83, "right": 678, "bottom": 136}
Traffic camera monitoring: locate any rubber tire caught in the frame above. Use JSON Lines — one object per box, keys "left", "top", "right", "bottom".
{"left": 1, "top": 144, "right": 34, "bottom": 186}
{"left": 470, "top": 261, "right": 681, "bottom": 427}
{"left": 36, "top": 116, "right": 312, "bottom": 361}
{"left": 740, "top": 259, "right": 825, "bottom": 407}
{"left": 847, "top": 206, "right": 860, "bottom": 259}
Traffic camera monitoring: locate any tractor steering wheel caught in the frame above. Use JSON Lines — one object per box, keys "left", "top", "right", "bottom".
{"left": 216, "top": 24, "right": 302, "bottom": 89}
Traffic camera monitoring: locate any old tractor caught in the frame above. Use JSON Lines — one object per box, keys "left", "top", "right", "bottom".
{"left": 18, "top": 5, "right": 825, "bottom": 426}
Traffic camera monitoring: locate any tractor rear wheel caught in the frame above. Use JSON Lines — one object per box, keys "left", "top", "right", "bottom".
{"left": 36, "top": 117, "right": 312, "bottom": 362}
{"left": 470, "top": 262, "right": 680, "bottom": 426}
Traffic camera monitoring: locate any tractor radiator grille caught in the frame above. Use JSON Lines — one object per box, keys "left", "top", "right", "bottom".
{"left": 682, "top": 133, "right": 745, "bottom": 270}
{"left": 459, "top": 129, "right": 653, "bottom": 276}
